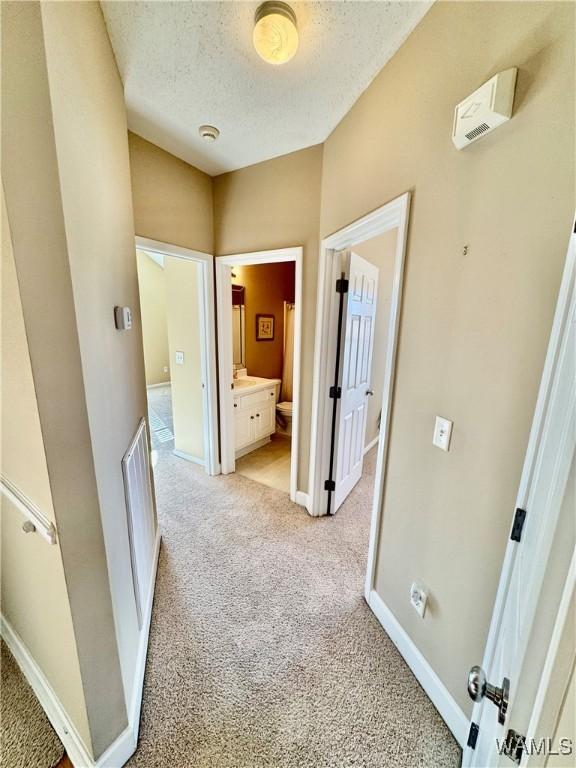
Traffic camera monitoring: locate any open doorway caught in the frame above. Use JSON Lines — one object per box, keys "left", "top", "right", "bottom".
{"left": 135, "top": 236, "right": 219, "bottom": 479}
{"left": 216, "top": 248, "right": 303, "bottom": 503}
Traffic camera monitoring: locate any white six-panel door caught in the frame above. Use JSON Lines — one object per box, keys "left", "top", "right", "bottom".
{"left": 334, "top": 252, "right": 379, "bottom": 512}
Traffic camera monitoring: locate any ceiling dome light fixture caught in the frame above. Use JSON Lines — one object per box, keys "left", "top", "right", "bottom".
{"left": 253, "top": 2, "right": 299, "bottom": 66}
{"left": 199, "top": 124, "right": 220, "bottom": 142}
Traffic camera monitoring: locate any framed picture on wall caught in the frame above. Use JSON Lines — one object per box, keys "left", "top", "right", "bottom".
{"left": 256, "top": 314, "right": 274, "bottom": 341}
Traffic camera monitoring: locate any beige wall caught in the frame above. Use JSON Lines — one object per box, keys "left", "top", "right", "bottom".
{"left": 320, "top": 0, "right": 575, "bottom": 713}
{"left": 2, "top": 0, "right": 145, "bottom": 757}
{"left": 136, "top": 250, "right": 170, "bottom": 386}
{"left": 129, "top": 132, "right": 213, "bottom": 254}
{"left": 1, "top": 194, "right": 92, "bottom": 752}
{"left": 353, "top": 231, "right": 398, "bottom": 448}
{"left": 164, "top": 257, "right": 205, "bottom": 461}
{"left": 214, "top": 145, "right": 323, "bottom": 489}
{"left": 40, "top": 2, "right": 150, "bottom": 741}
{"left": 234, "top": 262, "right": 295, "bottom": 381}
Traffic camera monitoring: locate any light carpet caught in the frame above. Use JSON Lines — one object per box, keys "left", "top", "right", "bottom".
{"left": 131, "top": 430, "right": 460, "bottom": 768}
{"left": 0, "top": 640, "right": 64, "bottom": 768}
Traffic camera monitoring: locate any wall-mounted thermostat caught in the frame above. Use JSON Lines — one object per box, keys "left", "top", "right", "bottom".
{"left": 114, "top": 306, "right": 132, "bottom": 330}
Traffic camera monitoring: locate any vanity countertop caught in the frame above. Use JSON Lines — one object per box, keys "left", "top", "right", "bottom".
{"left": 233, "top": 376, "right": 281, "bottom": 395}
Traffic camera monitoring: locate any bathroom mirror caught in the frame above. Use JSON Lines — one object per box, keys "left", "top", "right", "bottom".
{"left": 231, "top": 284, "right": 245, "bottom": 369}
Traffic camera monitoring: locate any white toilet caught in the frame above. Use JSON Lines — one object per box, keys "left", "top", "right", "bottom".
{"left": 276, "top": 401, "right": 293, "bottom": 436}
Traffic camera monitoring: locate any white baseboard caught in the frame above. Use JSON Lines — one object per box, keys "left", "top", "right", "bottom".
{"left": 294, "top": 490, "right": 309, "bottom": 509}
{"left": 367, "top": 589, "right": 469, "bottom": 748}
{"left": 363, "top": 435, "right": 379, "bottom": 455}
{"left": 305, "top": 495, "right": 324, "bottom": 517}
{"left": 208, "top": 461, "right": 222, "bottom": 477}
{"left": 173, "top": 449, "right": 205, "bottom": 466}
{"left": 146, "top": 381, "right": 170, "bottom": 389}
{"left": 1, "top": 530, "right": 162, "bottom": 768}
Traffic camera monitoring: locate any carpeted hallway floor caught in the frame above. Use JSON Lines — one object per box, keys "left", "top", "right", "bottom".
{"left": 130, "top": 406, "right": 461, "bottom": 767}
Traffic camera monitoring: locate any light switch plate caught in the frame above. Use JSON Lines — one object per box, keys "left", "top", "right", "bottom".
{"left": 410, "top": 583, "right": 428, "bottom": 618}
{"left": 114, "top": 305, "right": 132, "bottom": 330}
{"left": 433, "top": 416, "right": 453, "bottom": 451}
{"left": 175, "top": 351, "right": 185, "bottom": 365}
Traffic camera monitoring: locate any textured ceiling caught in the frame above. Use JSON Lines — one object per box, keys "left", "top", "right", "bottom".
{"left": 101, "top": 1, "right": 433, "bottom": 176}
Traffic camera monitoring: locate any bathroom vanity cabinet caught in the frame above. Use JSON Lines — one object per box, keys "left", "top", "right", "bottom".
{"left": 233, "top": 377, "right": 280, "bottom": 456}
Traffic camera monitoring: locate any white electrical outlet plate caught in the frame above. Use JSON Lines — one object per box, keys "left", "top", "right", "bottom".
{"left": 410, "top": 582, "right": 428, "bottom": 618}
{"left": 175, "top": 351, "right": 184, "bottom": 365}
{"left": 433, "top": 416, "right": 453, "bottom": 451}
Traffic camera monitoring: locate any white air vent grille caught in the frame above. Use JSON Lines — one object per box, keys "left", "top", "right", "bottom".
{"left": 465, "top": 122, "right": 490, "bottom": 141}
{"left": 122, "top": 418, "right": 156, "bottom": 628}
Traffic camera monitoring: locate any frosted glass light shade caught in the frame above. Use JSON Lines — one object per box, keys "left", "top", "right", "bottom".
{"left": 253, "top": 2, "right": 299, "bottom": 65}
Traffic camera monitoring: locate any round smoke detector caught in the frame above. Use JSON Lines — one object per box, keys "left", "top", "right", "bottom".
{"left": 199, "top": 124, "right": 220, "bottom": 142}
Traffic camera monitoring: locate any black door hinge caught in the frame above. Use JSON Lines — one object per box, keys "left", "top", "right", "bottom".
{"left": 324, "top": 479, "right": 336, "bottom": 491}
{"left": 510, "top": 508, "right": 527, "bottom": 542}
{"left": 329, "top": 386, "right": 342, "bottom": 399}
{"left": 335, "top": 278, "right": 349, "bottom": 294}
{"left": 467, "top": 722, "right": 479, "bottom": 750}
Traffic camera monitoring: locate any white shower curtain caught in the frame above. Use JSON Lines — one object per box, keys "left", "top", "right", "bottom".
{"left": 281, "top": 302, "right": 295, "bottom": 402}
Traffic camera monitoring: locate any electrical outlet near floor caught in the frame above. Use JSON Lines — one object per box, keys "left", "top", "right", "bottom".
{"left": 410, "top": 582, "right": 428, "bottom": 618}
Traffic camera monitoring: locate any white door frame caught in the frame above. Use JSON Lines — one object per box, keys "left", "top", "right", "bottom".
{"left": 308, "top": 191, "right": 410, "bottom": 548}
{"left": 215, "top": 247, "right": 303, "bottom": 505}
{"left": 135, "top": 236, "right": 220, "bottom": 476}
{"left": 463, "top": 224, "right": 575, "bottom": 766}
